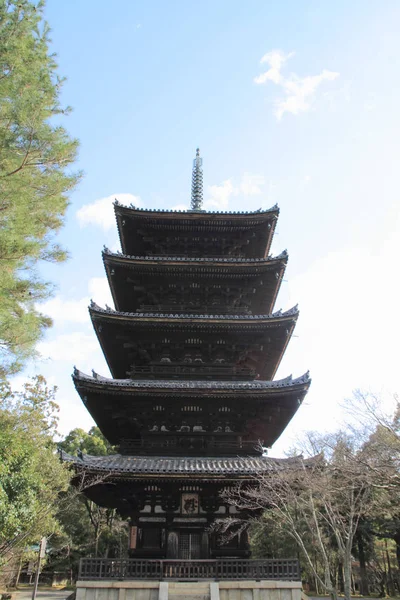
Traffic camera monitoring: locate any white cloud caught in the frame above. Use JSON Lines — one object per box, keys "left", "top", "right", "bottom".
{"left": 171, "top": 203, "right": 189, "bottom": 211}
{"left": 39, "top": 296, "right": 89, "bottom": 324}
{"left": 204, "top": 179, "right": 237, "bottom": 211}
{"left": 239, "top": 173, "right": 265, "bottom": 195}
{"left": 254, "top": 50, "right": 294, "bottom": 85}
{"left": 272, "top": 233, "right": 400, "bottom": 456}
{"left": 88, "top": 277, "right": 113, "bottom": 307}
{"left": 254, "top": 50, "right": 339, "bottom": 119}
{"left": 203, "top": 173, "right": 265, "bottom": 211}
{"left": 276, "top": 70, "right": 340, "bottom": 119}
{"left": 37, "top": 277, "right": 114, "bottom": 328}
{"left": 37, "top": 332, "right": 99, "bottom": 363}
{"left": 76, "top": 193, "right": 142, "bottom": 231}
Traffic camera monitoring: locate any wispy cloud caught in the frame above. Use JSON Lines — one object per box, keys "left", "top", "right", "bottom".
{"left": 76, "top": 193, "right": 142, "bottom": 231}
{"left": 254, "top": 50, "right": 339, "bottom": 119}
{"left": 254, "top": 50, "right": 294, "bottom": 85}
{"left": 37, "top": 332, "right": 100, "bottom": 364}
{"left": 204, "top": 173, "right": 265, "bottom": 211}
{"left": 170, "top": 203, "right": 189, "bottom": 211}
{"left": 38, "top": 277, "right": 113, "bottom": 326}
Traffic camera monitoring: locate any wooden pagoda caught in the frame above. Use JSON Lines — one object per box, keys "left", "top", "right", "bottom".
{"left": 63, "top": 149, "right": 310, "bottom": 562}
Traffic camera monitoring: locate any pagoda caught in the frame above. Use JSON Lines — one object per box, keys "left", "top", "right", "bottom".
{"left": 64, "top": 150, "right": 310, "bottom": 562}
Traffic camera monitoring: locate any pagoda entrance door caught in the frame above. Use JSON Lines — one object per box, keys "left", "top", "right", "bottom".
{"left": 178, "top": 532, "right": 202, "bottom": 559}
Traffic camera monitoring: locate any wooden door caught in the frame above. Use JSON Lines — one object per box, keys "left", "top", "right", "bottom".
{"left": 178, "top": 532, "right": 202, "bottom": 559}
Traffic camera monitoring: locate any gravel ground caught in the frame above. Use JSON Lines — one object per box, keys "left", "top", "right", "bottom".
{"left": 12, "top": 591, "right": 71, "bottom": 600}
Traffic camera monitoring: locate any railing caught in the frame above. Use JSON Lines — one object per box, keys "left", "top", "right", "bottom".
{"left": 128, "top": 364, "right": 255, "bottom": 380}
{"left": 78, "top": 558, "right": 300, "bottom": 581}
{"left": 138, "top": 305, "right": 252, "bottom": 315}
{"left": 118, "top": 438, "right": 261, "bottom": 455}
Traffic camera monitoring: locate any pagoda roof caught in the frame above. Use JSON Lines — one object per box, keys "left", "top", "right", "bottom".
{"left": 73, "top": 369, "right": 310, "bottom": 393}
{"left": 89, "top": 301, "right": 298, "bottom": 324}
{"left": 102, "top": 246, "right": 288, "bottom": 266}
{"left": 103, "top": 249, "right": 287, "bottom": 314}
{"left": 114, "top": 202, "right": 279, "bottom": 258}
{"left": 89, "top": 303, "right": 298, "bottom": 380}
{"left": 72, "top": 370, "right": 310, "bottom": 451}
{"left": 114, "top": 201, "right": 279, "bottom": 219}
{"left": 61, "top": 451, "right": 317, "bottom": 477}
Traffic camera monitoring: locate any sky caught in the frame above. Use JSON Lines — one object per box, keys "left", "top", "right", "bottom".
{"left": 15, "top": 0, "right": 400, "bottom": 455}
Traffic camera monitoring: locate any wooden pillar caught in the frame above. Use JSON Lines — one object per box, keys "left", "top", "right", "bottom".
{"left": 201, "top": 531, "right": 209, "bottom": 558}
{"left": 167, "top": 531, "right": 178, "bottom": 558}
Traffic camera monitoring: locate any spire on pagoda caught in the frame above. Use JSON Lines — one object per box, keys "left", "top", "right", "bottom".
{"left": 191, "top": 148, "right": 203, "bottom": 210}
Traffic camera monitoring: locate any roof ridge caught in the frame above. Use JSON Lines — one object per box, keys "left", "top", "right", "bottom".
{"left": 102, "top": 247, "right": 288, "bottom": 263}
{"left": 61, "top": 452, "right": 320, "bottom": 474}
{"left": 113, "top": 200, "right": 279, "bottom": 216}
{"left": 72, "top": 367, "right": 311, "bottom": 389}
{"left": 88, "top": 301, "right": 299, "bottom": 321}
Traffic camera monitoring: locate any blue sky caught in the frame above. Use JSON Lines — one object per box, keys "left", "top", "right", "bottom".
{"left": 16, "top": 0, "right": 400, "bottom": 454}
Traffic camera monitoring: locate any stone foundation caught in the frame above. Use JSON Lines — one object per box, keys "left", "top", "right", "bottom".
{"left": 76, "top": 579, "right": 303, "bottom": 600}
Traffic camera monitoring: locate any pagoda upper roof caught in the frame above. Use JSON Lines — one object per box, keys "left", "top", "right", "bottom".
{"left": 61, "top": 451, "right": 317, "bottom": 477}
{"left": 103, "top": 248, "right": 287, "bottom": 314}
{"left": 89, "top": 303, "right": 298, "bottom": 380}
{"left": 114, "top": 201, "right": 279, "bottom": 218}
{"left": 72, "top": 370, "right": 310, "bottom": 452}
{"left": 102, "top": 246, "right": 288, "bottom": 265}
{"left": 73, "top": 368, "right": 310, "bottom": 392}
{"left": 89, "top": 301, "right": 298, "bottom": 323}
{"left": 114, "top": 202, "right": 279, "bottom": 258}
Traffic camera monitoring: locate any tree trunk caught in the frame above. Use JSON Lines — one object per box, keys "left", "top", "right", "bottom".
{"left": 343, "top": 547, "right": 353, "bottom": 600}
{"left": 385, "top": 539, "right": 395, "bottom": 596}
{"left": 357, "top": 532, "right": 369, "bottom": 595}
{"left": 394, "top": 534, "right": 400, "bottom": 570}
{"left": 13, "top": 553, "right": 23, "bottom": 588}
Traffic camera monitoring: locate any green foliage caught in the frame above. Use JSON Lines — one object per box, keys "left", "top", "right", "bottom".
{"left": 58, "top": 427, "right": 114, "bottom": 457}
{"left": 52, "top": 426, "right": 127, "bottom": 571}
{"left": 0, "top": 375, "right": 69, "bottom": 558}
{"left": 0, "top": 0, "right": 80, "bottom": 376}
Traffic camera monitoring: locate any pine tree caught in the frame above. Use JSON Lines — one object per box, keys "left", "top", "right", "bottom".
{"left": 0, "top": 0, "right": 80, "bottom": 376}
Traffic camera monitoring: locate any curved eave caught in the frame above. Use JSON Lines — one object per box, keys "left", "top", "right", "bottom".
{"left": 114, "top": 202, "right": 279, "bottom": 257}
{"left": 89, "top": 304, "right": 298, "bottom": 380}
{"left": 73, "top": 369, "right": 311, "bottom": 396}
{"left": 72, "top": 370, "right": 310, "bottom": 450}
{"left": 102, "top": 248, "right": 288, "bottom": 268}
{"left": 89, "top": 303, "right": 298, "bottom": 326}
{"left": 114, "top": 201, "right": 279, "bottom": 219}
{"left": 61, "top": 452, "right": 317, "bottom": 479}
{"left": 103, "top": 250, "right": 288, "bottom": 314}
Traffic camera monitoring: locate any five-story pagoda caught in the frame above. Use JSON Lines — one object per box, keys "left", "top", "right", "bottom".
{"left": 64, "top": 150, "right": 310, "bottom": 561}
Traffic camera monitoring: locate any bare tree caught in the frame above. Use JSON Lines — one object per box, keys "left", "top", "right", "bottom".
{"left": 219, "top": 433, "right": 373, "bottom": 600}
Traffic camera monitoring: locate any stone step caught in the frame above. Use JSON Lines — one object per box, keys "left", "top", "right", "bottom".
{"left": 167, "top": 581, "right": 210, "bottom": 599}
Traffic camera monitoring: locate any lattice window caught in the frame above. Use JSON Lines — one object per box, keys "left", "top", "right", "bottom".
{"left": 219, "top": 406, "right": 231, "bottom": 413}
{"left": 186, "top": 338, "right": 202, "bottom": 345}
{"left": 181, "top": 405, "right": 202, "bottom": 412}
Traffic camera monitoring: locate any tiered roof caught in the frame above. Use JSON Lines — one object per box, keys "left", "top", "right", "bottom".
{"left": 114, "top": 202, "right": 279, "bottom": 258}
{"left": 61, "top": 451, "right": 317, "bottom": 477}
{"left": 68, "top": 149, "right": 309, "bottom": 476}
{"left": 102, "top": 248, "right": 288, "bottom": 314}
{"left": 88, "top": 302, "right": 298, "bottom": 381}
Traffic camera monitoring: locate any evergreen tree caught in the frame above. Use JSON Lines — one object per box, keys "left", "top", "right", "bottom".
{"left": 0, "top": 375, "right": 69, "bottom": 560}
{"left": 0, "top": 0, "right": 80, "bottom": 376}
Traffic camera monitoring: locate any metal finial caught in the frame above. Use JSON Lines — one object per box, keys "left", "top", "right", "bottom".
{"left": 191, "top": 148, "right": 203, "bottom": 210}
